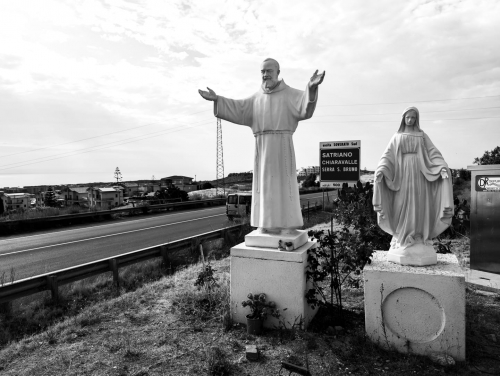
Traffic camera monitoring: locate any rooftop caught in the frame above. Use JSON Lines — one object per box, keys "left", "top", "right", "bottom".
{"left": 68, "top": 187, "right": 89, "bottom": 194}
{"left": 97, "top": 188, "right": 119, "bottom": 192}
{"left": 162, "top": 176, "right": 193, "bottom": 180}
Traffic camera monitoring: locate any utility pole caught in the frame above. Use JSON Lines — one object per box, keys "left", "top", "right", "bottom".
{"left": 216, "top": 118, "right": 225, "bottom": 197}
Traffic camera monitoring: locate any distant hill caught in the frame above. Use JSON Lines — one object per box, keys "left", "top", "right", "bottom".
{"left": 202, "top": 172, "right": 253, "bottom": 187}
{"left": 202, "top": 170, "right": 376, "bottom": 187}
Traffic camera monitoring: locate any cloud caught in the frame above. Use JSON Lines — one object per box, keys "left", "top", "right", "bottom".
{"left": 0, "top": 0, "right": 499, "bottom": 186}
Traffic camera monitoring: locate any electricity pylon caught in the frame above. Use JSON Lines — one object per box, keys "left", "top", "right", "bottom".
{"left": 216, "top": 118, "right": 225, "bottom": 197}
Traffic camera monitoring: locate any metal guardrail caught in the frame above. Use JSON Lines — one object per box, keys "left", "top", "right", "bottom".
{"left": 0, "top": 202, "right": 323, "bottom": 307}
{"left": 0, "top": 225, "right": 243, "bottom": 305}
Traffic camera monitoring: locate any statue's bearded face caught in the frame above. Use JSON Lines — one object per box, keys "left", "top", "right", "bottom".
{"left": 260, "top": 60, "right": 280, "bottom": 89}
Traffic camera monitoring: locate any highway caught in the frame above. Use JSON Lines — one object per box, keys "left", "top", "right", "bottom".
{"left": 0, "top": 191, "right": 332, "bottom": 281}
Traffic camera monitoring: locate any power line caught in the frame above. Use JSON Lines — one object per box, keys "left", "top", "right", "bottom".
{"left": 2, "top": 93, "right": 499, "bottom": 174}
{"left": 2, "top": 114, "right": 497, "bottom": 171}
{"left": 307, "top": 116, "right": 500, "bottom": 123}
{"left": 3, "top": 94, "right": 498, "bottom": 160}
{"left": 0, "top": 119, "right": 213, "bottom": 171}
{"left": 318, "top": 94, "right": 500, "bottom": 107}
{"left": 0, "top": 109, "right": 212, "bottom": 158}
{"left": 313, "top": 106, "right": 500, "bottom": 117}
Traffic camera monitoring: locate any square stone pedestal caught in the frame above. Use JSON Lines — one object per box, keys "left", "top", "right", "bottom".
{"left": 364, "top": 251, "right": 465, "bottom": 361}
{"left": 245, "top": 229, "right": 308, "bottom": 250}
{"left": 231, "top": 240, "right": 317, "bottom": 329}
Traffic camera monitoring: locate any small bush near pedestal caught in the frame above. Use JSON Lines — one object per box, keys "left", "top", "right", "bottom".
{"left": 306, "top": 181, "right": 390, "bottom": 322}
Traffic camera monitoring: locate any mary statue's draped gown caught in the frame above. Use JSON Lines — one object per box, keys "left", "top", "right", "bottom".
{"left": 373, "top": 127, "right": 453, "bottom": 250}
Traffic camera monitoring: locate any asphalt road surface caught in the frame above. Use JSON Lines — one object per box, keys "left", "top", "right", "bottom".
{"left": 0, "top": 191, "right": 334, "bottom": 281}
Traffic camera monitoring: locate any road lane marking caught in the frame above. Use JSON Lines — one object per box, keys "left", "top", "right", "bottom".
{"left": 0, "top": 206, "right": 225, "bottom": 242}
{"left": 0, "top": 213, "right": 226, "bottom": 257}
{"left": 1, "top": 195, "right": 330, "bottom": 243}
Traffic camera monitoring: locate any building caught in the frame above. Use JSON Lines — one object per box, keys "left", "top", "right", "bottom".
{"left": 298, "top": 166, "right": 321, "bottom": 177}
{"left": 62, "top": 186, "right": 89, "bottom": 206}
{"left": 121, "top": 182, "right": 147, "bottom": 197}
{"left": 1, "top": 187, "right": 27, "bottom": 193}
{"left": 161, "top": 175, "right": 193, "bottom": 186}
{"left": 145, "top": 182, "right": 161, "bottom": 193}
{"left": 161, "top": 175, "right": 199, "bottom": 192}
{"left": 23, "top": 185, "right": 50, "bottom": 195}
{"left": 88, "top": 187, "right": 123, "bottom": 209}
{"left": 0, "top": 192, "right": 33, "bottom": 212}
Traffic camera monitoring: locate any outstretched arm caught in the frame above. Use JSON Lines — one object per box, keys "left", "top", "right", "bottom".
{"left": 308, "top": 70, "right": 325, "bottom": 101}
{"left": 198, "top": 87, "right": 217, "bottom": 102}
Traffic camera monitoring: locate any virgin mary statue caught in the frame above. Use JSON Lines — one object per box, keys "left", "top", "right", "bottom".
{"left": 372, "top": 107, "right": 454, "bottom": 265}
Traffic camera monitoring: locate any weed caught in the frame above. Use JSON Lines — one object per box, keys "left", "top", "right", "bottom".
{"left": 122, "top": 330, "right": 140, "bottom": 359}
{"left": 195, "top": 263, "right": 218, "bottom": 292}
{"left": 9, "top": 267, "right": 15, "bottom": 284}
{"left": 0, "top": 327, "right": 10, "bottom": 346}
{"left": 206, "top": 346, "right": 232, "bottom": 376}
{"left": 78, "top": 310, "right": 102, "bottom": 328}
{"left": 44, "top": 326, "right": 58, "bottom": 345}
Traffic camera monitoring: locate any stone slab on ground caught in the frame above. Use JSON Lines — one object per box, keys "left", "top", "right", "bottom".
{"left": 230, "top": 240, "right": 317, "bottom": 329}
{"left": 466, "top": 269, "right": 500, "bottom": 292}
{"left": 364, "top": 251, "right": 466, "bottom": 361}
{"left": 245, "top": 345, "right": 259, "bottom": 361}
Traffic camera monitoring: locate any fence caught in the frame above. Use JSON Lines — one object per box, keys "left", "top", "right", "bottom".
{"left": 0, "top": 198, "right": 226, "bottom": 234}
{"left": 0, "top": 225, "right": 243, "bottom": 307}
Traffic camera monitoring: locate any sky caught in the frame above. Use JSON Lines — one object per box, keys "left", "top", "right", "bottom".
{"left": 0, "top": 0, "right": 499, "bottom": 188}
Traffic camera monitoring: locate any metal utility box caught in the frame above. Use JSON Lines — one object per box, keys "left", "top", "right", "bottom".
{"left": 468, "top": 164, "right": 500, "bottom": 274}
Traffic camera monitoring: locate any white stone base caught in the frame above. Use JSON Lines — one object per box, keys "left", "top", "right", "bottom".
{"left": 466, "top": 269, "right": 500, "bottom": 292}
{"left": 364, "top": 251, "right": 465, "bottom": 361}
{"left": 245, "top": 229, "right": 308, "bottom": 250}
{"left": 387, "top": 243, "right": 437, "bottom": 266}
{"left": 231, "top": 240, "right": 317, "bottom": 329}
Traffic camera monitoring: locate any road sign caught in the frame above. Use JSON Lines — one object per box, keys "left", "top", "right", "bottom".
{"left": 319, "top": 140, "right": 361, "bottom": 188}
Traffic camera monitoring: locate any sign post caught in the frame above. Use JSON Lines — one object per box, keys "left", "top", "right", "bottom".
{"left": 319, "top": 140, "right": 361, "bottom": 188}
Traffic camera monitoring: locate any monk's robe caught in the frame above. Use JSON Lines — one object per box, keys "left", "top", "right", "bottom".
{"left": 214, "top": 80, "right": 317, "bottom": 229}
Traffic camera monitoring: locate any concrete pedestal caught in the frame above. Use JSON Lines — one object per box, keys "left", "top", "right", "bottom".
{"left": 245, "top": 229, "right": 308, "bottom": 250}
{"left": 364, "top": 251, "right": 465, "bottom": 361}
{"left": 230, "top": 240, "right": 317, "bottom": 329}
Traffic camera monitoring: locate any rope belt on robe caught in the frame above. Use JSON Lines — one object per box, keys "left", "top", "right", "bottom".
{"left": 253, "top": 130, "right": 294, "bottom": 198}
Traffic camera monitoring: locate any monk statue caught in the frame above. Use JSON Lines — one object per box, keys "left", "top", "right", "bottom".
{"left": 199, "top": 58, "right": 325, "bottom": 248}
{"left": 373, "top": 107, "right": 454, "bottom": 265}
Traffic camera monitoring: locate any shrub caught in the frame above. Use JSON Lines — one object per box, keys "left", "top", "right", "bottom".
{"left": 241, "top": 293, "right": 277, "bottom": 320}
{"left": 305, "top": 181, "right": 390, "bottom": 318}
{"left": 306, "top": 228, "right": 371, "bottom": 316}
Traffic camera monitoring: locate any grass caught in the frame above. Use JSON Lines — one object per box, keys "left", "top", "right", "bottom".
{"left": 1, "top": 216, "right": 498, "bottom": 375}
{"left": 0, "top": 219, "right": 247, "bottom": 347}
{"left": 1, "top": 253, "right": 498, "bottom": 375}
{"left": 0, "top": 258, "right": 169, "bottom": 347}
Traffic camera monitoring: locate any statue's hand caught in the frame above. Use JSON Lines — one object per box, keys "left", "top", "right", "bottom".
{"left": 309, "top": 70, "right": 325, "bottom": 88}
{"left": 375, "top": 172, "right": 383, "bottom": 183}
{"left": 440, "top": 168, "right": 449, "bottom": 179}
{"left": 198, "top": 87, "right": 217, "bottom": 101}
